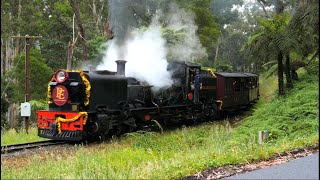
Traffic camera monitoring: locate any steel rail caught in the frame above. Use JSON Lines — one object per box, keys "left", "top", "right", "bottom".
{"left": 1, "top": 140, "right": 66, "bottom": 154}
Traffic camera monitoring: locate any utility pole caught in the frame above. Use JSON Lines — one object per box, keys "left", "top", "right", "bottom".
{"left": 11, "top": 35, "right": 42, "bottom": 134}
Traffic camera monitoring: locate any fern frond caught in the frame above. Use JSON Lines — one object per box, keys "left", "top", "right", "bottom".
{"left": 265, "top": 63, "right": 278, "bottom": 79}
{"left": 262, "top": 60, "right": 277, "bottom": 68}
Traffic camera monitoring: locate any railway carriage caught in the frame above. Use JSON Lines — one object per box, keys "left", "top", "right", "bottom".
{"left": 215, "top": 72, "right": 259, "bottom": 110}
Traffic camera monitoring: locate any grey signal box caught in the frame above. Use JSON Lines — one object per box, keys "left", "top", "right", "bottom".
{"left": 21, "top": 102, "right": 31, "bottom": 117}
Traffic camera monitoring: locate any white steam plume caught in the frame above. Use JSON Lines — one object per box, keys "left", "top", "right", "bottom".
{"left": 97, "top": 18, "right": 173, "bottom": 89}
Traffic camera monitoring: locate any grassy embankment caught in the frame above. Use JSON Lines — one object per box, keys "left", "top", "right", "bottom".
{"left": 1, "top": 126, "right": 47, "bottom": 146}
{"left": 1, "top": 69, "right": 318, "bottom": 179}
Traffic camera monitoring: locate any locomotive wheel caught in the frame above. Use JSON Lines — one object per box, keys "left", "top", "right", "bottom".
{"left": 97, "top": 114, "right": 112, "bottom": 137}
{"left": 84, "top": 114, "right": 112, "bottom": 140}
{"left": 123, "top": 117, "right": 137, "bottom": 132}
{"left": 204, "top": 104, "right": 219, "bottom": 120}
{"left": 88, "top": 121, "right": 99, "bottom": 134}
{"left": 83, "top": 118, "right": 99, "bottom": 141}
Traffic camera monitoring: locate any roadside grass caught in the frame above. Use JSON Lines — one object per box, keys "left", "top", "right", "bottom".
{"left": 1, "top": 126, "right": 48, "bottom": 146}
{"left": 1, "top": 69, "right": 318, "bottom": 179}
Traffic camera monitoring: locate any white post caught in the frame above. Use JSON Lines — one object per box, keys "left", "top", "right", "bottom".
{"left": 258, "top": 130, "right": 269, "bottom": 144}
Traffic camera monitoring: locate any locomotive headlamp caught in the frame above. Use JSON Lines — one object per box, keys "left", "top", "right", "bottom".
{"left": 54, "top": 69, "right": 68, "bottom": 83}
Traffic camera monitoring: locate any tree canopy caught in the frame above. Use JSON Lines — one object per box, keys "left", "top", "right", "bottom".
{"left": 6, "top": 49, "right": 53, "bottom": 103}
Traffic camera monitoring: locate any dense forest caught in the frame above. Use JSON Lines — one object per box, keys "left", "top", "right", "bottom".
{"left": 1, "top": 0, "right": 318, "bottom": 130}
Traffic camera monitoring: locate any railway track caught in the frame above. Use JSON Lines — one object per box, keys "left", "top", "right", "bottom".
{"left": 1, "top": 140, "right": 67, "bottom": 154}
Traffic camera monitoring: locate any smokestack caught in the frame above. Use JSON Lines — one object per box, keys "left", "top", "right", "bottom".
{"left": 115, "top": 60, "right": 127, "bottom": 76}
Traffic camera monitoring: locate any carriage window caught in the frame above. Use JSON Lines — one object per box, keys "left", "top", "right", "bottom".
{"left": 244, "top": 79, "right": 249, "bottom": 90}
{"left": 252, "top": 78, "right": 256, "bottom": 87}
{"left": 226, "top": 79, "right": 233, "bottom": 94}
{"left": 234, "top": 80, "right": 240, "bottom": 92}
{"left": 241, "top": 82, "right": 247, "bottom": 91}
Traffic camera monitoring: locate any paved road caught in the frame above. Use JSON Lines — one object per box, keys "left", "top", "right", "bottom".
{"left": 225, "top": 152, "right": 319, "bottom": 179}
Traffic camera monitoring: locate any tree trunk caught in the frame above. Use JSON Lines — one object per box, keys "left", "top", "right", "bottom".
{"left": 92, "top": 0, "right": 99, "bottom": 32}
{"left": 285, "top": 54, "right": 293, "bottom": 88}
{"left": 14, "top": 0, "right": 22, "bottom": 56}
{"left": 277, "top": 51, "right": 285, "bottom": 96}
{"left": 104, "top": 20, "right": 113, "bottom": 39}
{"left": 6, "top": 39, "right": 14, "bottom": 72}
{"left": 275, "top": 0, "right": 285, "bottom": 96}
{"left": 1, "top": 38, "right": 5, "bottom": 76}
{"left": 92, "top": 0, "right": 104, "bottom": 33}
{"left": 12, "top": 103, "right": 17, "bottom": 130}
{"left": 98, "top": 0, "right": 105, "bottom": 35}
{"left": 7, "top": 105, "right": 11, "bottom": 128}
{"left": 69, "top": 0, "right": 89, "bottom": 62}
{"left": 104, "top": 0, "right": 113, "bottom": 39}
{"left": 67, "top": 41, "right": 73, "bottom": 69}
{"left": 7, "top": 103, "right": 17, "bottom": 129}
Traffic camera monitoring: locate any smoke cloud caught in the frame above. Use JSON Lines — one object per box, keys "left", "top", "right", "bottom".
{"left": 164, "top": 3, "right": 207, "bottom": 62}
{"left": 96, "top": 1, "right": 207, "bottom": 89}
{"left": 108, "top": 0, "right": 138, "bottom": 59}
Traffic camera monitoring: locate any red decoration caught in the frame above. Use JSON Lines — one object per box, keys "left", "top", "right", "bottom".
{"left": 52, "top": 85, "right": 69, "bottom": 106}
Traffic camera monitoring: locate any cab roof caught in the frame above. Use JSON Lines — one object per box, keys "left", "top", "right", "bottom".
{"left": 215, "top": 72, "right": 258, "bottom": 78}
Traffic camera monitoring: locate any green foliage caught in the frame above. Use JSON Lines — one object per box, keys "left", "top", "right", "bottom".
{"left": 242, "top": 13, "right": 291, "bottom": 65}
{"left": 53, "top": 0, "right": 74, "bottom": 17}
{"left": 211, "top": 0, "right": 243, "bottom": 25}
{"left": 1, "top": 77, "right": 12, "bottom": 129}
{"left": 219, "top": 32, "right": 247, "bottom": 71}
{"left": 5, "top": 49, "right": 53, "bottom": 102}
{"left": 161, "top": 27, "right": 190, "bottom": 61}
{"left": 1, "top": 50, "right": 52, "bottom": 128}
{"left": 210, "top": 0, "right": 261, "bottom": 72}
{"left": 1, "top": 0, "right": 222, "bottom": 69}
{"left": 215, "top": 60, "right": 233, "bottom": 72}
{"left": 29, "top": 99, "right": 48, "bottom": 110}
{"left": 305, "top": 57, "right": 319, "bottom": 75}
{"left": 87, "top": 35, "right": 108, "bottom": 65}
{"left": 161, "top": 28, "right": 186, "bottom": 46}
{"left": 288, "top": 0, "right": 319, "bottom": 58}
{"left": 261, "top": 60, "right": 281, "bottom": 79}
{"left": 190, "top": 0, "right": 221, "bottom": 53}
{"left": 242, "top": 0, "right": 319, "bottom": 76}
{"left": 174, "top": 0, "right": 221, "bottom": 54}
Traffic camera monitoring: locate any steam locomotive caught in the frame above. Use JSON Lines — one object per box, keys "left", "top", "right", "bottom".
{"left": 37, "top": 60, "right": 259, "bottom": 141}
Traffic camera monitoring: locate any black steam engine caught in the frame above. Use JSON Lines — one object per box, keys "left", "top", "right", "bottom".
{"left": 37, "top": 60, "right": 259, "bottom": 141}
